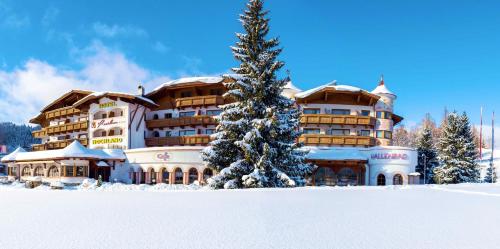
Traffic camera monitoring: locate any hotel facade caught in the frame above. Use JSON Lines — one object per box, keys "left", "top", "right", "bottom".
{"left": 2, "top": 77, "right": 419, "bottom": 186}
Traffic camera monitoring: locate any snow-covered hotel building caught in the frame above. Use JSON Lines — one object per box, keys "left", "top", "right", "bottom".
{"left": 2, "top": 77, "right": 418, "bottom": 186}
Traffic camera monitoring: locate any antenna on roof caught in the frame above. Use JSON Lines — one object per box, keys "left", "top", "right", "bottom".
{"left": 379, "top": 74, "right": 385, "bottom": 86}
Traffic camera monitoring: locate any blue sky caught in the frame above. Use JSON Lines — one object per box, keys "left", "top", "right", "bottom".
{"left": 1, "top": 0, "right": 500, "bottom": 135}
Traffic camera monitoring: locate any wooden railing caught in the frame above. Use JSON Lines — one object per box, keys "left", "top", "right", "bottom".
{"left": 45, "top": 121, "right": 88, "bottom": 135}
{"left": 32, "top": 129, "right": 47, "bottom": 138}
{"left": 300, "top": 114, "right": 376, "bottom": 126}
{"left": 299, "top": 134, "right": 376, "bottom": 147}
{"left": 175, "top": 95, "right": 224, "bottom": 108}
{"left": 146, "top": 115, "right": 217, "bottom": 129}
{"left": 145, "top": 135, "right": 211, "bottom": 147}
{"left": 32, "top": 138, "right": 89, "bottom": 151}
{"left": 45, "top": 107, "right": 84, "bottom": 120}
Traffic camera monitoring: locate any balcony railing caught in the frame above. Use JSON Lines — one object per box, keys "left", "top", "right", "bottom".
{"left": 46, "top": 121, "right": 88, "bottom": 135}
{"left": 299, "top": 134, "right": 376, "bottom": 147}
{"left": 32, "top": 129, "right": 47, "bottom": 138}
{"left": 45, "top": 107, "right": 84, "bottom": 120}
{"left": 175, "top": 95, "right": 224, "bottom": 108}
{"left": 300, "top": 114, "right": 376, "bottom": 126}
{"left": 32, "top": 138, "right": 89, "bottom": 151}
{"left": 145, "top": 135, "right": 211, "bottom": 147}
{"left": 146, "top": 115, "right": 217, "bottom": 129}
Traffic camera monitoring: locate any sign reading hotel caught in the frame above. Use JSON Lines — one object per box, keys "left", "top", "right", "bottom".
{"left": 370, "top": 153, "right": 409, "bottom": 160}
{"left": 92, "top": 137, "right": 124, "bottom": 145}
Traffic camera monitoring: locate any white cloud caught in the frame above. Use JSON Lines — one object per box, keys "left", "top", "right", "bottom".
{"left": 0, "top": 42, "right": 171, "bottom": 124}
{"left": 92, "top": 22, "right": 148, "bottom": 38}
{"left": 152, "top": 41, "right": 169, "bottom": 53}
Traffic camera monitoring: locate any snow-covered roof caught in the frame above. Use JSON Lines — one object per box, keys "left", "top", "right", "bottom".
{"left": 72, "top": 91, "right": 158, "bottom": 109}
{"left": 305, "top": 146, "right": 368, "bottom": 161}
{"left": 1, "top": 147, "right": 26, "bottom": 162}
{"left": 1, "top": 141, "right": 125, "bottom": 163}
{"left": 294, "top": 80, "right": 369, "bottom": 99}
{"left": 284, "top": 81, "right": 302, "bottom": 92}
{"left": 371, "top": 83, "right": 395, "bottom": 96}
{"left": 148, "top": 76, "right": 224, "bottom": 96}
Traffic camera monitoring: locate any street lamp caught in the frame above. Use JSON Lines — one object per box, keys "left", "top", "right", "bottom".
{"left": 422, "top": 154, "right": 427, "bottom": 184}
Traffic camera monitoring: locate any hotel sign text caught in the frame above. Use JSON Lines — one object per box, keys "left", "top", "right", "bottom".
{"left": 92, "top": 137, "right": 124, "bottom": 145}
{"left": 371, "top": 153, "right": 409, "bottom": 160}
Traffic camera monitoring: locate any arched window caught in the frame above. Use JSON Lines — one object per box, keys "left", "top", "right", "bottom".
{"left": 153, "top": 131, "right": 160, "bottom": 138}
{"left": 48, "top": 166, "right": 59, "bottom": 178}
{"left": 153, "top": 114, "right": 159, "bottom": 120}
{"left": 149, "top": 168, "right": 156, "bottom": 184}
{"left": 393, "top": 174, "right": 403, "bottom": 185}
{"left": 21, "top": 167, "right": 31, "bottom": 176}
{"left": 34, "top": 167, "right": 44, "bottom": 177}
{"left": 338, "top": 167, "right": 358, "bottom": 186}
{"left": 174, "top": 168, "right": 183, "bottom": 184}
{"left": 93, "top": 111, "right": 107, "bottom": 120}
{"left": 203, "top": 168, "right": 213, "bottom": 182}
{"left": 108, "top": 127, "right": 123, "bottom": 136}
{"left": 188, "top": 168, "right": 198, "bottom": 184}
{"left": 109, "top": 109, "right": 123, "bottom": 118}
{"left": 160, "top": 168, "right": 169, "bottom": 184}
{"left": 93, "top": 129, "right": 106, "bottom": 138}
{"left": 314, "top": 167, "right": 337, "bottom": 186}
{"left": 377, "top": 174, "right": 386, "bottom": 186}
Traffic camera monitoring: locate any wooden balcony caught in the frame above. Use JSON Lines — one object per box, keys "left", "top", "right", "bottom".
{"left": 300, "top": 114, "right": 376, "bottom": 126}
{"left": 46, "top": 121, "right": 88, "bottom": 135}
{"left": 45, "top": 107, "right": 84, "bottom": 120}
{"left": 175, "top": 95, "right": 224, "bottom": 108}
{"left": 299, "top": 134, "right": 376, "bottom": 147}
{"left": 145, "top": 135, "right": 211, "bottom": 147}
{"left": 146, "top": 115, "right": 217, "bottom": 129}
{"left": 32, "top": 129, "right": 47, "bottom": 138}
{"left": 32, "top": 138, "right": 89, "bottom": 151}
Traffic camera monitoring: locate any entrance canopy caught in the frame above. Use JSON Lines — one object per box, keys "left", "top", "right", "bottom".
{"left": 1, "top": 141, "right": 125, "bottom": 163}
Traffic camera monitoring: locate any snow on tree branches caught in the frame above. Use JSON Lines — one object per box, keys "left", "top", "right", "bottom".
{"left": 201, "top": 0, "right": 313, "bottom": 189}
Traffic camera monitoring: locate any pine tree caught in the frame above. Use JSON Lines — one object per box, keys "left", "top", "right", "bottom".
{"left": 201, "top": 0, "right": 313, "bottom": 189}
{"left": 484, "top": 161, "right": 497, "bottom": 183}
{"left": 434, "top": 112, "right": 480, "bottom": 184}
{"left": 416, "top": 126, "right": 438, "bottom": 183}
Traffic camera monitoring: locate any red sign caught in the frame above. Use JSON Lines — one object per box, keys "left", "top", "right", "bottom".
{"left": 371, "top": 153, "right": 409, "bottom": 160}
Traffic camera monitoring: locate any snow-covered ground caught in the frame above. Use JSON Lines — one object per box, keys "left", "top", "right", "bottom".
{"left": 0, "top": 183, "right": 499, "bottom": 249}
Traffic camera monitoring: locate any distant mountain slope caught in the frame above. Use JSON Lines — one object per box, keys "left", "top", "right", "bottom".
{"left": 0, "top": 122, "right": 39, "bottom": 152}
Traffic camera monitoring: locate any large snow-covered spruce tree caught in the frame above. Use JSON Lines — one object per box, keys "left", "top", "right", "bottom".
{"left": 201, "top": 0, "right": 313, "bottom": 189}
{"left": 416, "top": 126, "right": 438, "bottom": 184}
{"left": 434, "top": 112, "right": 480, "bottom": 184}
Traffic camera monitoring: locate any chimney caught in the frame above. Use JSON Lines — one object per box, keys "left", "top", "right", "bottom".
{"left": 137, "top": 84, "right": 145, "bottom": 96}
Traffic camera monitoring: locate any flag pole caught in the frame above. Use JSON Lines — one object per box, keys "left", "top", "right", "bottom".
{"left": 480, "top": 107, "right": 483, "bottom": 159}
{"left": 491, "top": 111, "right": 495, "bottom": 183}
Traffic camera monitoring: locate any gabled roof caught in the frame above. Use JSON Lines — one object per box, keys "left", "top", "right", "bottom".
{"left": 1, "top": 141, "right": 125, "bottom": 163}
{"left": 72, "top": 91, "right": 158, "bottom": 109}
{"left": 294, "top": 80, "right": 381, "bottom": 105}
{"left": 146, "top": 76, "right": 225, "bottom": 97}
{"left": 40, "top": 90, "right": 93, "bottom": 112}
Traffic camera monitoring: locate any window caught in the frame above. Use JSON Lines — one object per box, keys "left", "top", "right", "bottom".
{"left": 377, "top": 174, "right": 386, "bottom": 186}
{"left": 65, "top": 166, "right": 74, "bottom": 177}
{"left": 205, "top": 129, "right": 216, "bottom": 135}
{"left": 393, "top": 174, "right": 403, "bottom": 185}
{"left": 181, "top": 91, "right": 192, "bottom": 98}
{"left": 331, "top": 109, "right": 350, "bottom": 115}
{"left": 76, "top": 166, "right": 86, "bottom": 177}
{"left": 376, "top": 130, "right": 384, "bottom": 138}
{"left": 188, "top": 168, "right": 198, "bottom": 184}
{"left": 22, "top": 167, "right": 31, "bottom": 176}
{"left": 376, "top": 111, "right": 392, "bottom": 119}
{"left": 179, "top": 130, "right": 196, "bottom": 136}
{"left": 358, "top": 130, "right": 371, "bottom": 136}
{"left": 179, "top": 111, "right": 195, "bottom": 117}
{"left": 206, "top": 110, "right": 222, "bottom": 116}
{"left": 174, "top": 168, "right": 183, "bottom": 184}
{"left": 8, "top": 167, "right": 17, "bottom": 176}
{"left": 203, "top": 168, "right": 213, "bottom": 182}
{"left": 337, "top": 168, "right": 358, "bottom": 186}
{"left": 48, "top": 166, "right": 59, "bottom": 178}
{"left": 161, "top": 169, "right": 169, "bottom": 184}
{"left": 153, "top": 114, "right": 159, "bottom": 120}
{"left": 302, "top": 128, "right": 320, "bottom": 134}
{"left": 384, "top": 131, "right": 392, "bottom": 139}
{"left": 34, "top": 167, "right": 44, "bottom": 177}
{"left": 314, "top": 167, "right": 337, "bottom": 186}
{"left": 164, "top": 113, "right": 172, "bottom": 119}
{"left": 303, "top": 108, "right": 320, "bottom": 114}
{"left": 164, "top": 131, "right": 172, "bottom": 137}
{"left": 360, "top": 110, "right": 371, "bottom": 116}
{"left": 153, "top": 131, "right": 160, "bottom": 137}
{"left": 210, "top": 89, "right": 223, "bottom": 95}
{"left": 149, "top": 169, "right": 156, "bottom": 184}
{"left": 330, "top": 129, "right": 350, "bottom": 136}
